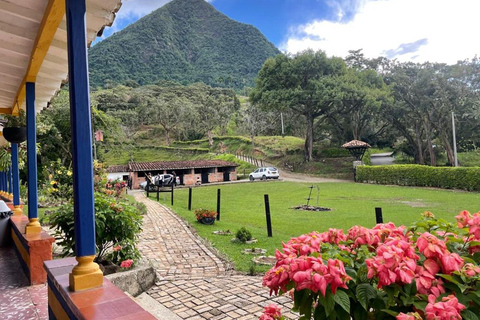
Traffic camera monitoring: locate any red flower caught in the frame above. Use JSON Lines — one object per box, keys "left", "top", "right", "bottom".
{"left": 120, "top": 259, "right": 134, "bottom": 268}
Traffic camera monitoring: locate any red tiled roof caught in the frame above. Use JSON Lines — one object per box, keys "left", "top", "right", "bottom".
{"left": 341, "top": 140, "right": 371, "bottom": 149}
{"left": 128, "top": 160, "right": 238, "bottom": 172}
{"left": 106, "top": 165, "right": 129, "bottom": 173}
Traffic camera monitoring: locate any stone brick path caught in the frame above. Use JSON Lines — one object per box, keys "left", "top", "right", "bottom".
{"left": 134, "top": 192, "right": 296, "bottom": 319}
{"left": 0, "top": 247, "right": 48, "bottom": 320}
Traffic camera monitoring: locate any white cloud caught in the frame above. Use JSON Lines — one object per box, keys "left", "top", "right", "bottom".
{"left": 282, "top": 0, "right": 480, "bottom": 64}
{"left": 116, "top": 0, "right": 172, "bottom": 20}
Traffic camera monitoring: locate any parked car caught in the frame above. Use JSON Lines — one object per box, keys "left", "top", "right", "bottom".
{"left": 249, "top": 167, "right": 280, "bottom": 181}
{"left": 140, "top": 174, "right": 177, "bottom": 189}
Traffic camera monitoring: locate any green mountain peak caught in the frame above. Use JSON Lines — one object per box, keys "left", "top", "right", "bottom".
{"left": 88, "top": 0, "right": 280, "bottom": 89}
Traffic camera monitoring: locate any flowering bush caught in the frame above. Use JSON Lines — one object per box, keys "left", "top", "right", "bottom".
{"left": 50, "top": 192, "right": 142, "bottom": 264}
{"left": 105, "top": 178, "right": 127, "bottom": 197}
{"left": 194, "top": 208, "right": 217, "bottom": 221}
{"left": 120, "top": 259, "right": 134, "bottom": 269}
{"left": 45, "top": 161, "right": 73, "bottom": 201}
{"left": 262, "top": 211, "right": 480, "bottom": 320}
{"left": 260, "top": 304, "right": 284, "bottom": 320}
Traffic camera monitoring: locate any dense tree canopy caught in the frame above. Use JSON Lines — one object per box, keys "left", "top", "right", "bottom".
{"left": 250, "top": 50, "right": 346, "bottom": 161}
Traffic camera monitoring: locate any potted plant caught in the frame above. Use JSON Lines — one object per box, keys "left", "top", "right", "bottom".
{"left": 194, "top": 208, "right": 217, "bottom": 225}
{"left": 2, "top": 109, "right": 26, "bottom": 143}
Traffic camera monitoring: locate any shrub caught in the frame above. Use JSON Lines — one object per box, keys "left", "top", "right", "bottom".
{"left": 194, "top": 208, "right": 217, "bottom": 221}
{"left": 357, "top": 165, "right": 480, "bottom": 191}
{"left": 50, "top": 192, "right": 142, "bottom": 264}
{"left": 263, "top": 211, "right": 480, "bottom": 319}
{"left": 236, "top": 227, "right": 252, "bottom": 243}
{"left": 105, "top": 178, "right": 127, "bottom": 197}
{"left": 45, "top": 160, "right": 73, "bottom": 201}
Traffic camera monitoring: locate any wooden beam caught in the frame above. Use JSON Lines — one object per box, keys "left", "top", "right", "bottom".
{"left": 11, "top": 0, "right": 65, "bottom": 115}
{"left": 0, "top": 108, "right": 12, "bottom": 114}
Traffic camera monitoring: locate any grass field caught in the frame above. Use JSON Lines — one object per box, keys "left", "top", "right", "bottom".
{"left": 148, "top": 180, "right": 480, "bottom": 273}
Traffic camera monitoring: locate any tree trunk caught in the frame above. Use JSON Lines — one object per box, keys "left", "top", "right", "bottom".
{"left": 208, "top": 129, "right": 214, "bottom": 147}
{"left": 414, "top": 124, "right": 425, "bottom": 165}
{"left": 441, "top": 132, "right": 455, "bottom": 165}
{"left": 165, "top": 129, "right": 171, "bottom": 146}
{"left": 423, "top": 121, "right": 436, "bottom": 166}
{"left": 304, "top": 114, "right": 314, "bottom": 162}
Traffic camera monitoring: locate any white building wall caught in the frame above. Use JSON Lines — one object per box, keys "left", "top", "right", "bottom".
{"left": 107, "top": 172, "right": 129, "bottom": 181}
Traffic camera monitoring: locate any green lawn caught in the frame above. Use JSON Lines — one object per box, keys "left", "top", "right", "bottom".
{"left": 148, "top": 181, "right": 480, "bottom": 273}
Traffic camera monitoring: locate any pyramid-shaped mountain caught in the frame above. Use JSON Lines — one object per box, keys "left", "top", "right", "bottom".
{"left": 88, "top": 0, "right": 280, "bottom": 89}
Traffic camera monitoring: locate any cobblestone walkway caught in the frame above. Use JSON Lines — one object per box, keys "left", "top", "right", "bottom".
{"left": 134, "top": 193, "right": 296, "bottom": 319}
{"left": 0, "top": 247, "right": 48, "bottom": 320}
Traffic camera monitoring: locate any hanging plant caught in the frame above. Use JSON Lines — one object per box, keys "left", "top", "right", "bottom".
{"left": 2, "top": 109, "right": 27, "bottom": 143}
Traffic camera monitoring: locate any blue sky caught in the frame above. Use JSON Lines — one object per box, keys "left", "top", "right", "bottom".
{"left": 98, "top": 0, "right": 480, "bottom": 64}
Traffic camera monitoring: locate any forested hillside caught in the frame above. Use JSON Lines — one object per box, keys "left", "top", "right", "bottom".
{"left": 88, "top": 0, "right": 280, "bottom": 90}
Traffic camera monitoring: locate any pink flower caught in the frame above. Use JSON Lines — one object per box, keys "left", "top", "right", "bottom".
{"left": 425, "top": 294, "right": 465, "bottom": 320}
{"left": 462, "top": 263, "right": 480, "bottom": 277}
{"left": 317, "top": 229, "right": 347, "bottom": 245}
{"left": 347, "top": 226, "right": 380, "bottom": 249}
{"left": 259, "top": 304, "right": 282, "bottom": 320}
{"left": 113, "top": 245, "right": 122, "bottom": 252}
{"left": 417, "top": 232, "right": 448, "bottom": 259}
{"left": 468, "top": 212, "right": 480, "bottom": 239}
{"left": 415, "top": 260, "right": 445, "bottom": 297}
{"left": 325, "top": 259, "right": 351, "bottom": 294}
{"left": 120, "top": 259, "right": 134, "bottom": 268}
{"left": 397, "top": 312, "right": 422, "bottom": 320}
{"left": 455, "top": 210, "right": 471, "bottom": 228}
{"left": 366, "top": 238, "right": 418, "bottom": 288}
{"left": 439, "top": 253, "right": 464, "bottom": 275}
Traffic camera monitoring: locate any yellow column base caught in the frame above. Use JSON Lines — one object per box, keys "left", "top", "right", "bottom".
{"left": 8, "top": 193, "right": 13, "bottom": 200}
{"left": 25, "top": 218, "right": 42, "bottom": 234}
{"left": 69, "top": 255, "right": 103, "bottom": 292}
{"left": 12, "top": 205, "right": 23, "bottom": 216}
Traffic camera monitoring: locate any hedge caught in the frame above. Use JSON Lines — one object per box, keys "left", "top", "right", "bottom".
{"left": 356, "top": 165, "right": 480, "bottom": 191}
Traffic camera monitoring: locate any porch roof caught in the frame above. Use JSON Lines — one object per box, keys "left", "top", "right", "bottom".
{"left": 0, "top": 0, "right": 122, "bottom": 115}
{"left": 128, "top": 160, "right": 239, "bottom": 172}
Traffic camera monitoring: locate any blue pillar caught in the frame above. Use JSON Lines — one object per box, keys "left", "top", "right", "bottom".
{"left": 66, "top": 0, "right": 96, "bottom": 258}
{"left": 0, "top": 171, "right": 4, "bottom": 194}
{"left": 11, "top": 144, "right": 21, "bottom": 215}
{"left": 66, "top": 0, "right": 102, "bottom": 291}
{"left": 3, "top": 171, "right": 6, "bottom": 195}
{"left": 26, "top": 82, "right": 38, "bottom": 221}
{"left": 8, "top": 166, "right": 12, "bottom": 196}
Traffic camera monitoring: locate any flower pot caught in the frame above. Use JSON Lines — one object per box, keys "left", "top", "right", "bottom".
{"left": 200, "top": 217, "right": 215, "bottom": 225}
{"left": 3, "top": 127, "right": 26, "bottom": 143}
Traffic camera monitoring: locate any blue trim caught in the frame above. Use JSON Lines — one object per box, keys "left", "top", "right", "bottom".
{"left": 47, "top": 277, "right": 79, "bottom": 320}
{"left": 11, "top": 144, "right": 20, "bottom": 206}
{"left": 0, "top": 171, "right": 4, "bottom": 193}
{"left": 11, "top": 221, "right": 29, "bottom": 254}
{"left": 1, "top": 171, "right": 5, "bottom": 193}
{"left": 65, "top": 0, "right": 96, "bottom": 257}
{"left": 11, "top": 225, "right": 30, "bottom": 282}
{"left": 11, "top": 242, "right": 30, "bottom": 282}
{"left": 26, "top": 82, "right": 38, "bottom": 220}
{"left": 8, "top": 165, "right": 12, "bottom": 195}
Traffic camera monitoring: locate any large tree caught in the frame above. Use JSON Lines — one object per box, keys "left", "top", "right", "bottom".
{"left": 324, "top": 67, "right": 391, "bottom": 144}
{"left": 250, "top": 50, "right": 346, "bottom": 161}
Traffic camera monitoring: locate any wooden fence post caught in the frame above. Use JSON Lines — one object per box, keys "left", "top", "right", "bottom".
{"left": 264, "top": 194, "right": 272, "bottom": 237}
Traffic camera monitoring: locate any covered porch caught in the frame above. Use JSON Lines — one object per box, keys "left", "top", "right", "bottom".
{"left": 0, "top": 0, "right": 155, "bottom": 318}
